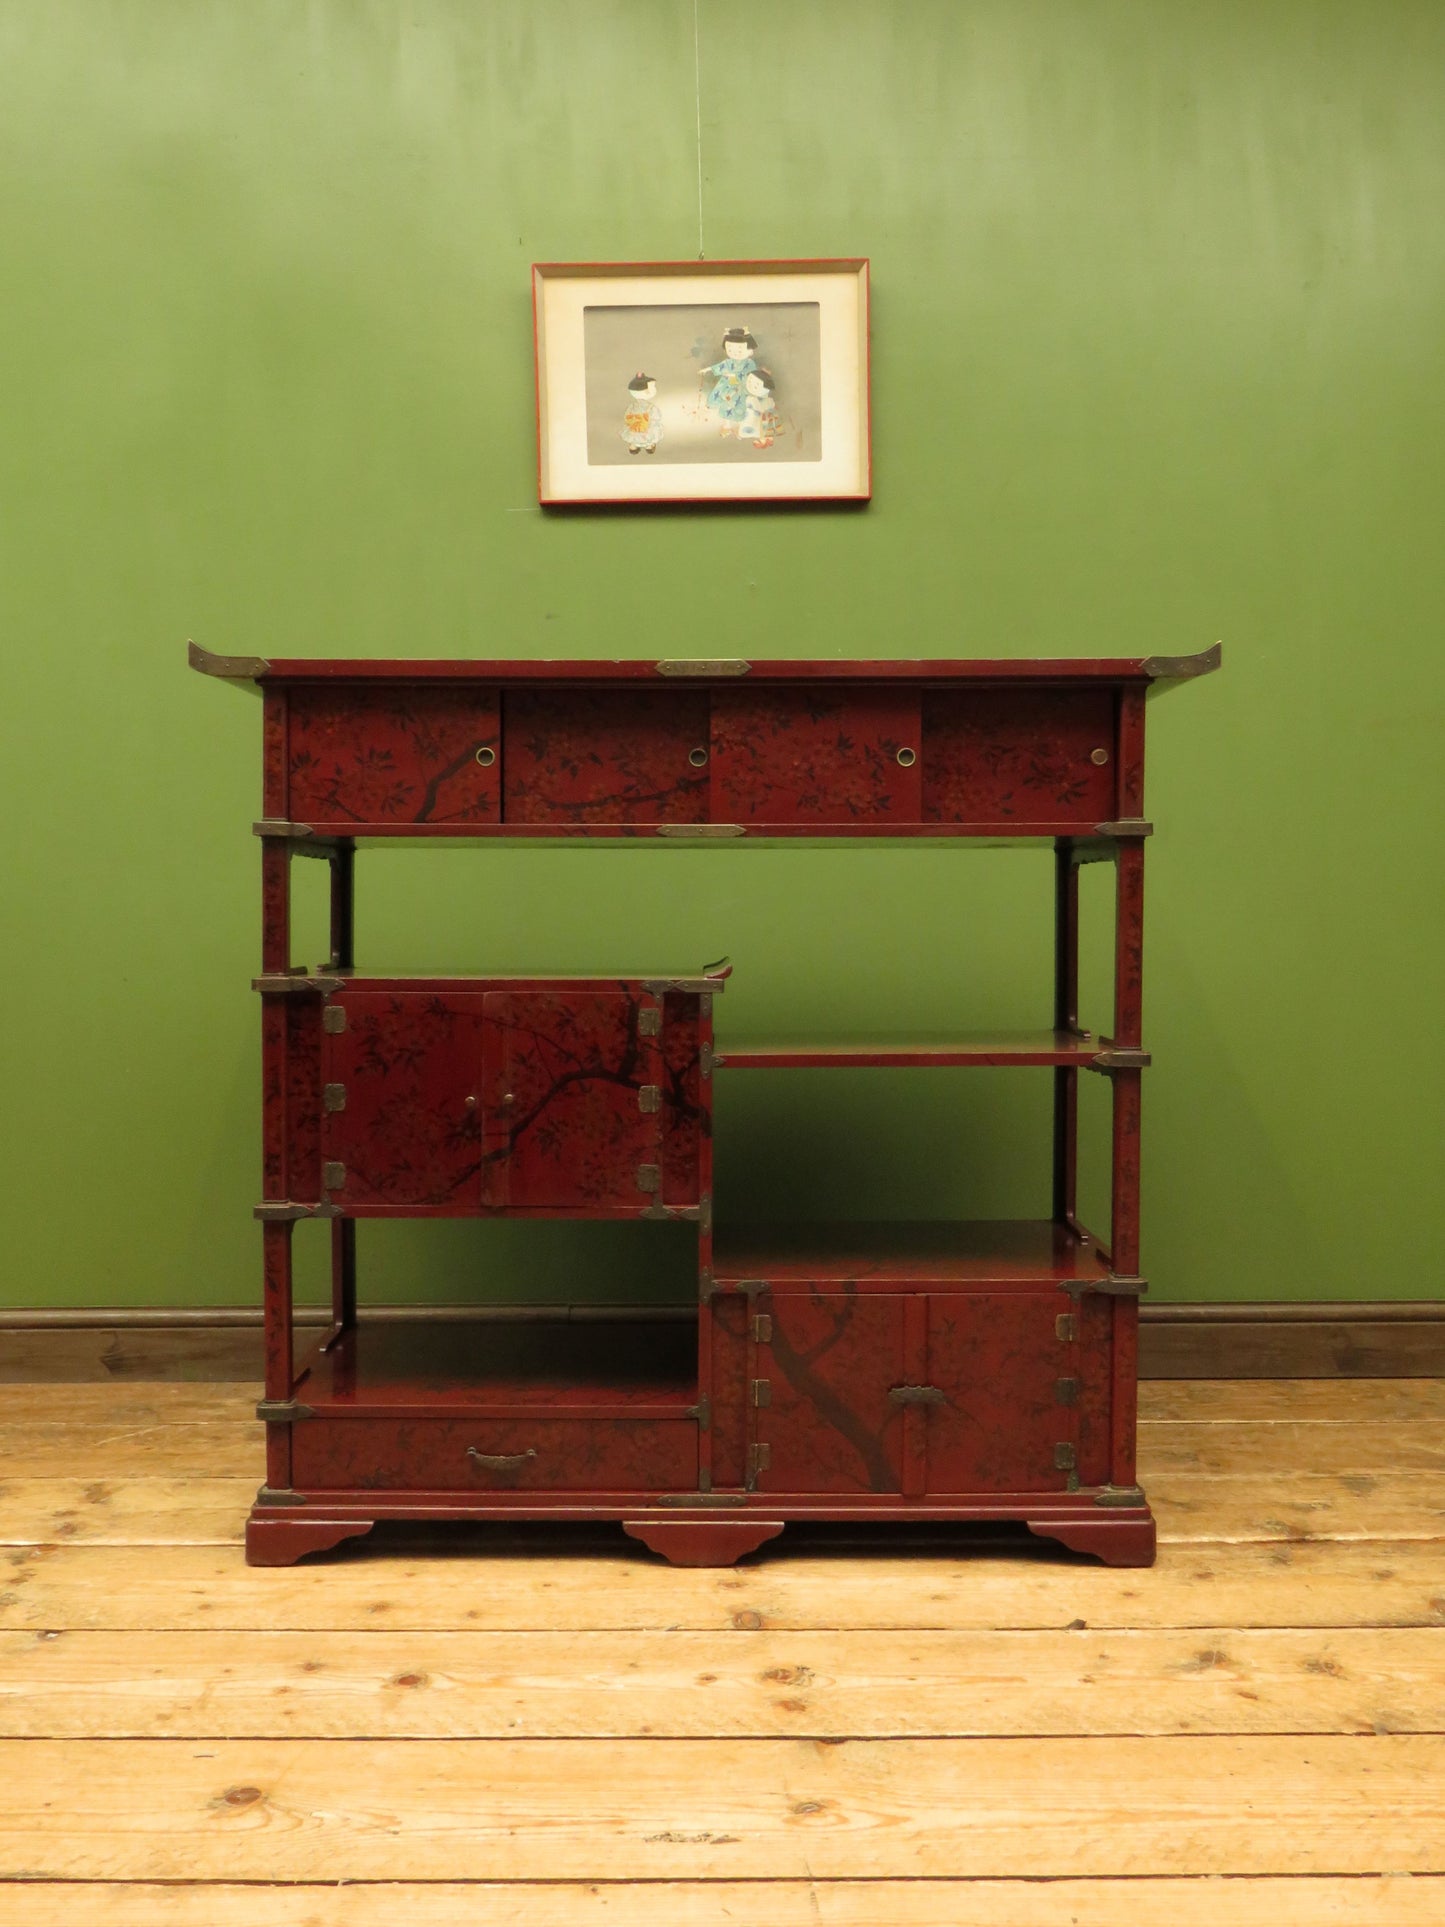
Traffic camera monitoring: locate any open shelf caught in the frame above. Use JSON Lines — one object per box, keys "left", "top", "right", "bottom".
{"left": 711, "top": 1218, "right": 1112, "bottom": 1287}
{"left": 294, "top": 1312, "right": 698, "bottom": 1415}
{"left": 715, "top": 1029, "right": 1097, "bottom": 1070}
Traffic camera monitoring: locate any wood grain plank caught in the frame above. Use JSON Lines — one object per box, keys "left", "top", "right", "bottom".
{"left": 1137, "top": 1381, "right": 1445, "bottom": 1422}
{"left": 3, "top": 1627, "right": 1439, "bottom": 1739}
{"left": 2, "top": 1735, "right": 1441, "bottom": 1879}
{"left": 3, "top": 1875, "right": 1441, "bottom": 1926}
{"left": 2, "top": 1472, "right": 1440, "bottom": 1547}
{"left": 5, "top": 1540, "right": 1443, "bottom": 1633}
{"left": 4, "top": 1377, "right": 1441, "bottom": 1430}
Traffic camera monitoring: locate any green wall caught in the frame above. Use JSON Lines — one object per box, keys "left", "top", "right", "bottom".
{"left": 2, "top": 0, "right": 1440, "bottom": 1309}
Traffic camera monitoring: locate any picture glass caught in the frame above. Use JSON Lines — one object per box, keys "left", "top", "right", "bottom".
{"left": 583, "top": 302, "right": 823, "bottom": 467}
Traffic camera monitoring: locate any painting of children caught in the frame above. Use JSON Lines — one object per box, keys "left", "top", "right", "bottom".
{"left": 621, "top": 373, "right": 663, "bottom": 453}
{"left": 739, "top": 367, "right": 778, "bottom": 448}
{"left": 699, "top": 328, "right": 757, "bottom": 436}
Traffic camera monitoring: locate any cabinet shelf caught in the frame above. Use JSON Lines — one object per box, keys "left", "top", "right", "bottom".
{"left": 715, "top": 1030, "right": 1097, "bottom": 1070}
{"left": 294, "top": 1313, "right": 699, "bottom": 1417}
{"left": 713, "top": 1219, "right": 1112, "bottom": 1288}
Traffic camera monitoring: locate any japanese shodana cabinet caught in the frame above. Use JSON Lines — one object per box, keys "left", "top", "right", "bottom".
{"left": 192, "top": 641, "right": 1219, "bottom": 1569}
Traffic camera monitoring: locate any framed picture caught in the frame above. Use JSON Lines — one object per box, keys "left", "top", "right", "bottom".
{"left": 532, "top": 258, "right": 870, "bottom": 505}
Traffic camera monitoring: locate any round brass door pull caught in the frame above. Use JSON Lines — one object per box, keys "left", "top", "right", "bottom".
{"left": 475, "top": 745, "right": 496, "bottom": 767}
{"left": 1090, "top": 747, "right": 1109, "bottom": 765}
{"left": 896, "top": 746, "right": 917, "bottom": 767}
{"left": 688, "top": 746, "right": 709, "bottom": 767}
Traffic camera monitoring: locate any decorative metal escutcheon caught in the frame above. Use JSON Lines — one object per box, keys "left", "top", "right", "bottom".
{"left": 888, "top": 1383, "right": 946, "bottom": 1406}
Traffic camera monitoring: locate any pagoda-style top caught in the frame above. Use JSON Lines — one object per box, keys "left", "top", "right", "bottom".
{"left": 192, "top": 641, "right": 1218, "bottom": 841}
{"left": 191, "top": 641, "right": 1219, "bottom": 687}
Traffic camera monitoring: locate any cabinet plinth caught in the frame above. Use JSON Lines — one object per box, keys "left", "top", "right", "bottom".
{"left": 194, "top": 643, "right": 1218, "bottom": 1566}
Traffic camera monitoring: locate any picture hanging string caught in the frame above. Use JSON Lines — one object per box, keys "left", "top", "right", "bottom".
{"left": 693, "top": 0, "right": 705, "bottom": 259}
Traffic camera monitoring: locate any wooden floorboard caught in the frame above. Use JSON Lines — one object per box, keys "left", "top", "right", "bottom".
{"left": 5, "top": 1537, "right": 1443, "bottom": 1631}
{"left": 4, "top": 1625, "right": 1440, "bottom": 1737}
{"left": 3, "top": 1876, "right": 1442, "bottom": 1925}
{"left": 0, "top": 1377, "right": 1442, "bottom": 1914}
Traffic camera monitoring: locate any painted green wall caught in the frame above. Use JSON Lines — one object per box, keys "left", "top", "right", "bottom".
{"left": 2, "top": 0, "right": 1440, "bottom": 1309}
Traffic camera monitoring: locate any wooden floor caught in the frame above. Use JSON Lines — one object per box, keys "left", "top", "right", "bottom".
{"left": 0, "top": 1379, "right": 1442, "bottom": 1922}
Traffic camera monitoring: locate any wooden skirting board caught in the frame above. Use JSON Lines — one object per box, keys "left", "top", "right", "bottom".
{"left": 0, "top": 1301, "right": 1440, "bottom": 1382}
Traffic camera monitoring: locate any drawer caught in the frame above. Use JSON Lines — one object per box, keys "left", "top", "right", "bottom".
{"left": 292, "top": 1415, "right": 698, "bottom": 1494}
{"left": 503, "top": 688, "right": 710, "bottom": 824}
{"left": 710, "top": 688, "right": 922, "bottom": 824}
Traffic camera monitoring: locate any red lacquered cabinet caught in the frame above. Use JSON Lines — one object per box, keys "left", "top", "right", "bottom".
{"left": 193, "top": 640, "right": 1219, "bottom": 1569}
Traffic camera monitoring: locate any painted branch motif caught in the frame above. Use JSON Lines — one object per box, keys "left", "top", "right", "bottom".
{"left": 922, "top": 689, "right": 1116, "bottom": 821}
{"left": 503, "top": 690, "right": 709, "bottom": 824}
{"left": 287, "top": 687, "right": 501, "bottom": 825}
{"left": 762, "top": 1288, "right": 906, "bottom": 1492}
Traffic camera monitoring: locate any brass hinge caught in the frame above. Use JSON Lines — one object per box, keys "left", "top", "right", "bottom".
{"left": 1088, "top": 1046, "right": 1152, "bottom": 1072}
{"left": 655, "top": 658, "right": 751, "bottom": 677}
{"left": 323, "top": 1083, "right": 346, "bottom": 1113}
{"left": 638, "top": 1084, "right": 661, "bottom": 1114}
{"left": 888, "top": 1384, "right": 947, "bottom": 1406}
{"left": 254, "top": 1200, "right": 341, "bottom": 1222}
{"left": 751, "top": 1312, "right": 772, "bottom": 1343}
{"left": 254, "top": 1486, "right": 307, "bottom": 1507}
{"left": 1054, "top": 1442, "right": 1079, "bottom": 1491}
{"left": 746, "top": 1441, "right": 771, "bottom": 1487}
{"left": 637, "top": 1006, "right": 661, "bottom": 1038}
{"left": 255, "top": 1399, "right": 315, "bottom": 1423}
{"left": 1092, "top": 818, "right": 1154, "bottom": 840}
{"left": 1055, "top": 1377, "right": 1079, "bottom": 1406}
{"left": 686, "top": 1394, "right": 711, "bottom": 1432}
{"left": 654, "top": 824, "right": 747, "bottom": 839}
{"left": 750, "top": 1378, "right": 772, "bottom": 1408}
{"left": 636, "top": 1163, "right": 661, "bottom": 1193}
{"left": 1095, "top": 1484, "right": 1148, "bottom": 1508}
{"left": 1056, "top": 1312, "right": 1077, "bottom": 1342}
{"left": 252, "top": 973, "right": 345, "bottom": 997}
{"left": 323, "top": 1160, "right": 346, "bottom": 1191}
{"left": 323, "top": 1005, "right": 347, "bottom": 1033}
{"left": 1065, "top": 1273, "right": 1147, "bottom": 1299}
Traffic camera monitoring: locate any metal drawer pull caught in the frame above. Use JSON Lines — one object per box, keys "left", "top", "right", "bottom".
{"left": 467, "top": 1447, "right": 537, "bottom": 1472}
{"left": 889, "top": 1384, "right": 946, "bottom": 1406}
{"left": 895, "top": 746, "right": 917, "bottom": 767}
{"left": 475, "top": 745, "right": 496, "bottom": 767}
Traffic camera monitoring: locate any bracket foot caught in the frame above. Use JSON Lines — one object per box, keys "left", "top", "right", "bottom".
{"left": 1025, "top": 1508, "right": 1156, "bottom": 1567}
{"left": 623, "top": 1518, "right": 785, "bottom": 1567}
{"left": 245, "top": 1512, "right": 376, "bottom": 1567}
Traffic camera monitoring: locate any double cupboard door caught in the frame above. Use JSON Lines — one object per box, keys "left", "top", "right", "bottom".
{"left": 715, "top": 1285, "right": 1100, "bottom": 1498}
{"left": 313, "top": 981, "right": 709, "bottom": 1215}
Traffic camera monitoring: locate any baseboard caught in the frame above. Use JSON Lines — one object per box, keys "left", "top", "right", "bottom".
{"left": 0, "top": 1302, "right": 1440, "bottom": 1382}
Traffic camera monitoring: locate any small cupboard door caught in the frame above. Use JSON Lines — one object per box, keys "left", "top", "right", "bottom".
{"left": 751, "top": 1291, "right": 908, "bottom": 1495}
{"left": 921, "top": 1291, "right": 1080, "bottom": 1494}
{"left": 710, "top": 688, "right": 923, "bottom": 825}
{"left": 479, "top": 990, "right": 666, "bottom": 1210}
{"left": 322, "top": 992, "right": 486, "bottom": 1210}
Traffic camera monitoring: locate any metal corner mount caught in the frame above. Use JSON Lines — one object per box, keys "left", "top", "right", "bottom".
{"left": 1088, "top": 1045, "right": 1153, "bottom": 1072}
{"left": 1141, "top": 640, "right": 1222, "bottom": 682}
{"left": 188, "top": 638, "right": 272, "bottom": 680}
{"left": 1092, "top": 818, "right": 1154, "bottom": 840}
{"left": 252, "top": 973, "right": 345, "bottom": 997}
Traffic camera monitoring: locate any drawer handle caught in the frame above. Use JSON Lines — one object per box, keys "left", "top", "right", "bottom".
{"left": 895, "top": 746, "right": 917, "bottom": 767}
{"left": 475, "top": 745, "right": 497, "bottom": 767}
{"left": 889, "top": 1384, "right": 946, "bottom": 1406}
{"left": 467, "top": 1447, "right": 537, "bottom": 1472}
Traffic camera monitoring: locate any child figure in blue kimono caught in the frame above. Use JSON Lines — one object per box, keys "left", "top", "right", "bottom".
{"left": 621, "top": 373, "right": 663, "bottom": 454}
{"left": 700, "top": 328, "right": 756, "bottom": 436}
{"left": 739, "top": 367, "right": 778, "bottom": 448}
